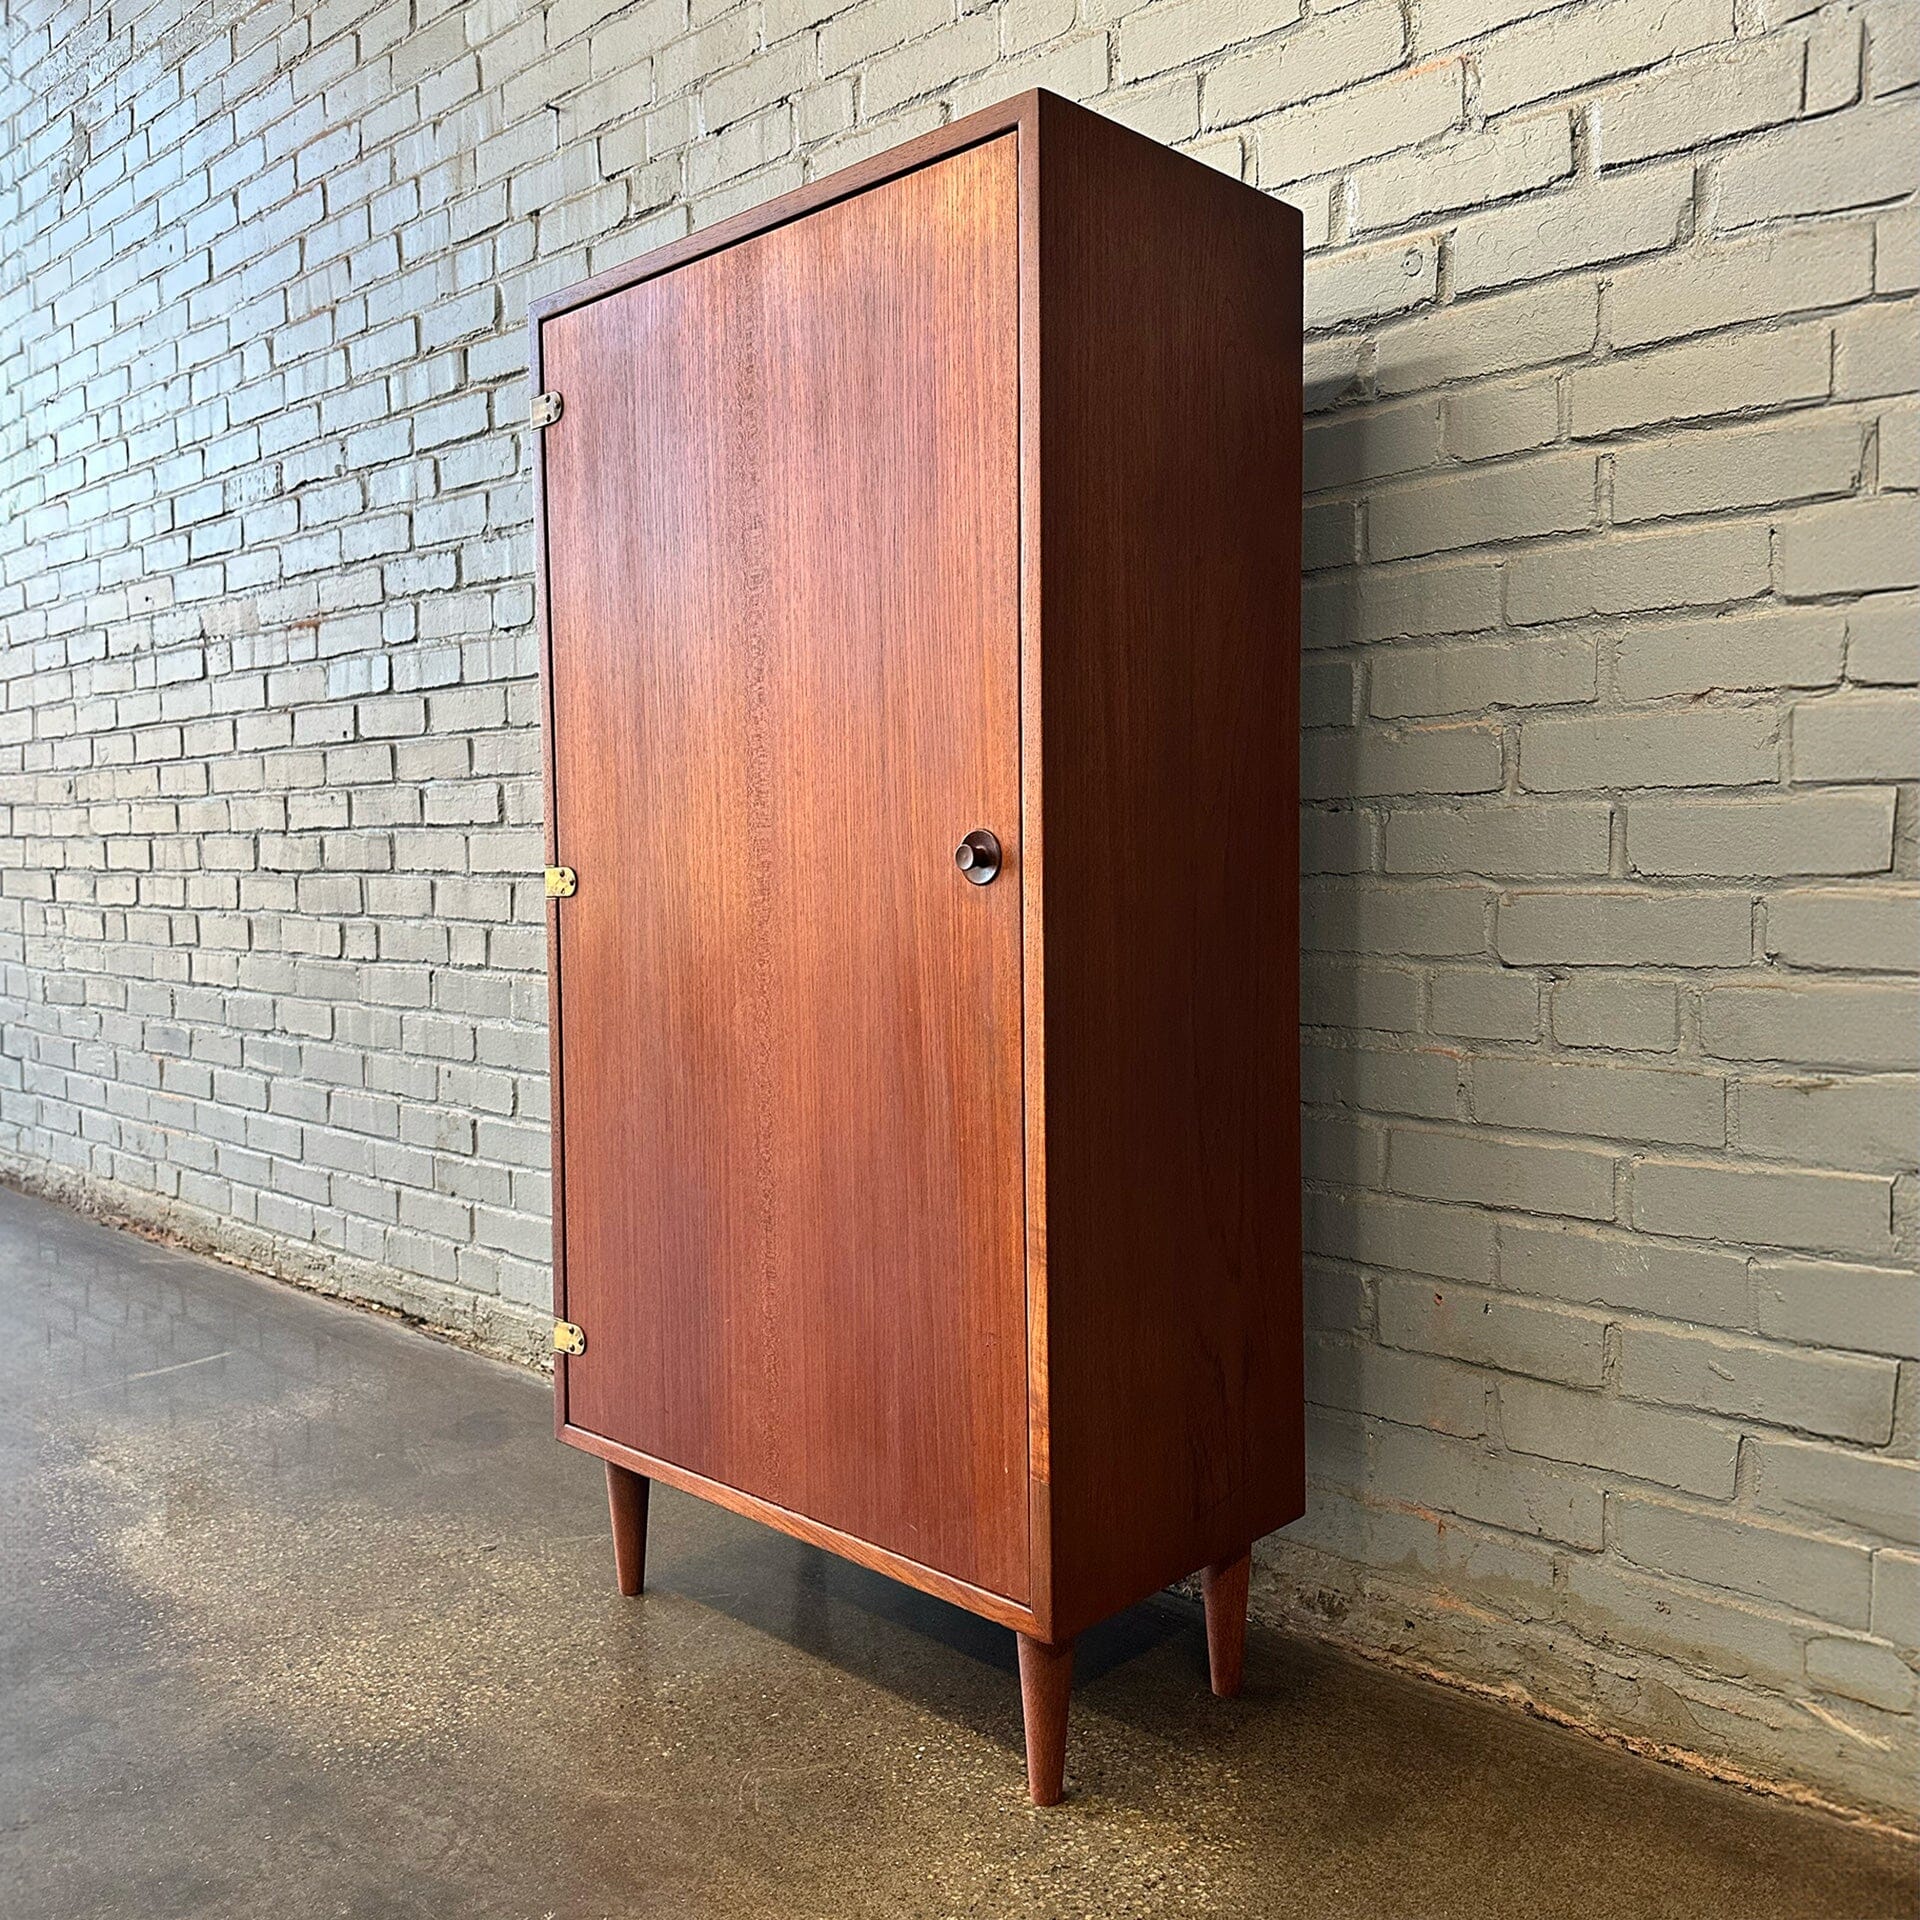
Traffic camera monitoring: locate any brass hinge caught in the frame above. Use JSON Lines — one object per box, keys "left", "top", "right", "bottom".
{"left": 553, "top": 1320, "right": 585, "bottom": 1356}
{"left": 530, "top": 390, "right": 563, "bottom": 428}
{"left": 545, "top": 865, "right": 577, "bottom": 897}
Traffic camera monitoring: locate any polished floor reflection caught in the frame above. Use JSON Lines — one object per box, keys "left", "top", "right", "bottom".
{"left": 2, "top": 1186, "right": 1912, "bottom": 1919}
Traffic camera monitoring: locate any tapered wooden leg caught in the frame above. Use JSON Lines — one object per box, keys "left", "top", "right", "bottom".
{"left": 1202, "top": 1549, "right": 1251, "bottom": 1698}
{"left": 606, "top": 1462, "right": 650, "bottom": 1596}
{"left": 1016, "top": 1633, "right": 1074, "bottom": 1807}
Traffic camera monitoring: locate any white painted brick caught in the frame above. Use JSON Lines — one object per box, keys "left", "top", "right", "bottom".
{"left": 1632, "top": 1156, "right": 1895, "bottom": 1256}
{"left": 1625, "top": 790, "right": 1896, "bottom": 878}
{"left": 1202, "top": 1, "right": 1405, "bottom": 126}
{"left": 1416, "top": 0, "right": 1561, "bottom": 53}
{"left": 1877, "top": 205, "right": 1920, "bottom": 293}
{"left": 1834, "top": 298, "right": 1920, "bottom": 401}
{"left": 1806, "top": 4, "right": 1866, "bottom": 113}
{"left": 1765, "top": 888, "right": 1920, "bottom": 972}
{"left": 1305, "top": 233, "right": 1440, "bottom": 331}
{"left": 1116, "top": 0, "right": 1295, "bottom": 82}
{"left": 1256, "top": 63, "right": 1462, "bottom": 188}
{"left": 1571, "top": 323, "right": 1832, "bottom": 437}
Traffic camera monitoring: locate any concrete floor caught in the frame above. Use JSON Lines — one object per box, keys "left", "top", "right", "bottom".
{"left": 2, "top": 1189, "right": 1913, "bottom": 1920}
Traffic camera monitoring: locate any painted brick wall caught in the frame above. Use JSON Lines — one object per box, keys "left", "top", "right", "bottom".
{"left": 3, "top": 0, "right": 1916, "bottom": 1822}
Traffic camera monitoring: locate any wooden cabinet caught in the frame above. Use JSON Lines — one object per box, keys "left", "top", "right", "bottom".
{"left": 531, "top": 89, "right": 1303, "bottom": 1805}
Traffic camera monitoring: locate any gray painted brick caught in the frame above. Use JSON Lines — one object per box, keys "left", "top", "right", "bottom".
{"left": 1755, "top": 1259, "right": 1920, "bottom": 1362}
{"left": 1625, "top": 790, "right": 1896, "bottom": 878}
{"left": 1632, "top": 1157, "right": 1895, "bottom": 1256}
{"left": 1735, "top": 1075, "right": 1920, "bottom": 1173}
{"left": 1500, "top": 1219, "right": 1749, "bottom": 1326}
{"left": 1368, "top": 449, "right": 1595, "bottom": 560}
{"left": 1570, "top": 322, "right": 1832, "bottom": 437}
{"left": 1391, "top": 1124, "right": 1618, "bottom": 1219}
{"left": 1871, "top": 1551, "right": 1920, "bottom": 1649}
{"left": 1384, "top": 802, "right": 1611, "bottom": 878}
{"left": 1764, "top": 888, "right": 1920, "bottom": 973}
{"left": 1500, "top": 1376, "right": 1740, "bottom": 1497}
{"left": 1428, "top": 966, "right": 1540, "bottom": 1041}
{"left": 1790, "top": 691, "right": 1920, "bottom": 781}
{"left": 1804, "top": 1637, "right": 1918, "bottom": 1713}
{"left": 1374, "top": 1422, "right": 1605, "bottom": 1546}
{"left": 1498, "top": 889, "right": 1754, "bottom": 966}
{"left": 1611, "top": 1495, "right": 1874, "bottom": 1627}
{"left": 1506, "top": 521, "right": 1772, "bottom": 624}
{"left": 1520, "top": 705, "right": 1778, "bottom": 793}
{"left": 1612, "top": 607, "right": 1845, "bottom": 702}
{"left": 1474, "top": 1055, "right": 1724, "bottom": 1149}
{"left": 8, "top": 0, "right": 1917, "bottom": 1826}
{"left": 1618, "top": 1324, "right": 1900, "bottom": 1444}
{"left": 1378, "top": 1276, "right": 1608, "bottom": 1388}
{"left": 1550, "top": 974, "right": 1680, "bottom": 1052}
{"left": 1754, "top": 1437, "right": 1920, "bottom": 1545}
{"left": 1702, "top": 980, "right": 1920, "bottom": 1069}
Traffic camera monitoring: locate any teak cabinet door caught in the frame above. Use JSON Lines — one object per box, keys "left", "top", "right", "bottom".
{"left": 541, "top": 138, "right": 1029, "bottom": 1602}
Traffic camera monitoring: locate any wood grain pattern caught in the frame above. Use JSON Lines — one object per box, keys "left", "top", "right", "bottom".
{"left": 606, "top": 1462, "right": 650, "bottom": 1596}
{"left": 1032, "top": 93, "right": 1305, "bottom": 1642}
{"left": 1202, "top": 1548, "right": 1252, "bottom": 1698}
{"left": 1015, "top": 1633, "right": 1075, "bottom": 1807}
{"left": 541, "top": 137, "right": 1029, "bottom": 1603}
{"left": 535, "top": 99, "right": 1305, "bottom": 1742}
{"left": 563, "top": 1422, "right": 1042, "bottom": 1633}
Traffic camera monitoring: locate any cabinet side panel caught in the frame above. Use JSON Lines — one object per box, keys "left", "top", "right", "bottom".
{"left": 1036, "top": 98, "right": 1304, "bottom": 1639}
